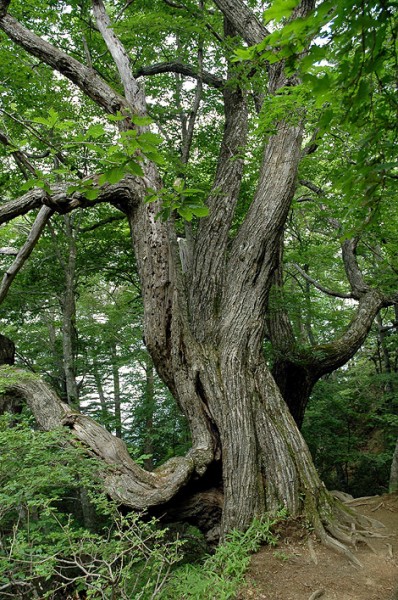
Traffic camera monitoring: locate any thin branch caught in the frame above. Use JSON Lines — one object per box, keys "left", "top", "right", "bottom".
{"left": 115, "top": 0, "right": 137, "bottom": 21}
{"left": 80, "top": 214, "right": 125, "bottom": 232}
{"left": 298, "top": 179, "right": 324, "bottom": 196}
{"left": 0, "top": 129, "right": 37, "bottom": 179}
{"left": 0, "top": 206, "right": 53, "bottom": 305}
{"left": 0, "top": 108, "right": 68, "bottom": 167}
{"left": 301, "top": 128, "right": 320, "bottom": 157}
{"left": 182, "top": 36, "right": 204, "bottom": 164}
{"left": 135, "top": 62, "right": 225, "bottom": 89}
{"left": 290, "top": 263, "right": 354, "bottom": 299}
{"left": 82, "top": 34, "right": 93, "bottom": 69}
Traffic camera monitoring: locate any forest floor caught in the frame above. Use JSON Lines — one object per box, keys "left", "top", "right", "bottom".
{"left": 237, "top": 493, "right": 398, "bottom": 600}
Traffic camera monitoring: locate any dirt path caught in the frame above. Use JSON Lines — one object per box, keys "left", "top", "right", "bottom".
{"left": 238, "top": 494, "right": 398, "bottom": 600}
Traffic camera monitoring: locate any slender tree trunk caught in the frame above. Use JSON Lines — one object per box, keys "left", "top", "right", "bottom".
{"left": 93, "top": 361, "right": 111, "bottom": 430}
{"left": 61, "top": 215, "right": 79, "bottom": 408}
{"left": 110, "top": 342, "right": 122, "bottom": 438}
{"left": 142, "top": 352, "right": 155, "bottom": 471}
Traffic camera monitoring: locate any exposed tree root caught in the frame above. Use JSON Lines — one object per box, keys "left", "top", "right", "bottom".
{"left": 308, "top": 590, "right": 325, "bottom": 600}
{"left": 309, "top": 491, "right": 390, "bottom": 567}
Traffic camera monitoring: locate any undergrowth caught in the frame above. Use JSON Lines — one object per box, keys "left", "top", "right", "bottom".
{"left": 161, "top": 509, "right": 287, "bottom": 600}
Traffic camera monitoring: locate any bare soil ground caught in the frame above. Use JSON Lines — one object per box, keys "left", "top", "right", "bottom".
{"left": 238, "top": 494, "right": 398, "bottom": 600}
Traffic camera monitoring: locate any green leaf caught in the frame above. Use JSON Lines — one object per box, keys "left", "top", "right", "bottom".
{"left": 233, "top": 47, "right": 256, "bottom": 62}
{"left": 86, "top": 124, "right": 106, "bottom": 139}
{"left": 132, "top": 115, "right": 153, "bottom": 126}
{"left": 138, "top": 132, "right": 162, "bottom": 145}
{"left": 84, "top": 189, "right": 100, "bottom": 200}
{"left": 105, "top": 167, "right": 125, "bottom": 184}
{"left": 177, "top": 207, "right": 193, "bottom": 221}
{"left": 263, "top": 0, "right": 300, "bottom": 24}
{"left": 190, "top": 206, "right": 209, "bottom": 218}
{"left": 127, "top": 161, "right": 144, "bottom": 177}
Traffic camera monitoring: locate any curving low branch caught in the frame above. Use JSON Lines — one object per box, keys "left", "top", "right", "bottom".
{"left": 0, "top": 366, "right": 212, "bottom": 509}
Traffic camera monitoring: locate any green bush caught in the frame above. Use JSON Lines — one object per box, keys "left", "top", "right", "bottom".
{"left": 0, "top": 413, "right": 183, "bottom": 599}
{"left": 161, "top": 510, "right": 285, "bottom": 600}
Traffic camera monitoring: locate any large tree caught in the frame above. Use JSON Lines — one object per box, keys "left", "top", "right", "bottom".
{"left": 0, "top": 0, "right": 396, "bottom": 559}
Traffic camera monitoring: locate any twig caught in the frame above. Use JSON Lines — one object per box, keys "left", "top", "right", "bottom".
{"left": 308, "top": 590, "right": 325, "bottom": 600}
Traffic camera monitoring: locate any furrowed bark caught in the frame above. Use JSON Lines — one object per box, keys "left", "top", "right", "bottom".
{"left": 190, "top": 24, "right": 248, "bottom": 339}
{"left": 212, "top": 0, "right": 269, "bottom": 45}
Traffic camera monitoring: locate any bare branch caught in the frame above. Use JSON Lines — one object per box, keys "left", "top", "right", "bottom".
{"left": 0, "top": 247, "right": 18, "bottom": 255}
{"left": 299, "top": 179, "right": 324, "bottom": 196}
{"left": 0, "top": 367, "right": 204, "bottom": 509}
{"left": 92, "top": 0, "right": 146, "bottom": 114}
{"left": 291, "top": 263, "right": 354, "bottom": 299}
{"left": 182, "top": 39, "right": 204, "bottom": 164}
{"left": 341, "top": 238, "right": 370, "bottom": 297}
{"left": 0, "top": 206, "right": 53, "bottom": 305}
{"left": 0, "top": 189, "right": 48, "bottom": 224}
{"left": 301, "top": 128, "right": 319, "bottom": 157}
{"left": 135, "top": 62, "right": 225, "bottom": 89}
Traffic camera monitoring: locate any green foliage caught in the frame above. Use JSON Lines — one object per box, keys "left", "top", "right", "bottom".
{"left": 145, "top": 179, "right": 209, "bottom": 222}
{"left": 303, "top": 345, "right": 397, "bottom": 497}
{"left": 0, "top": 413, "right": 183, "bottom": 599}
{"left": 161, "top": 511, "right": 285, "bottom": 600}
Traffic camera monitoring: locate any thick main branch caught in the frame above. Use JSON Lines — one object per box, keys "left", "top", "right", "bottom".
{"left": 0, "top": 13, "right": 128, "bottom": 115}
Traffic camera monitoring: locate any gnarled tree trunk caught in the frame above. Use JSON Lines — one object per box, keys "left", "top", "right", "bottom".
{"left": 0, "top": 0, "right": 381, "bottom": 563}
